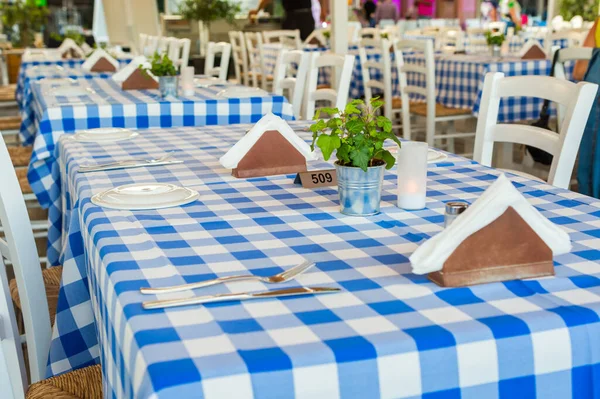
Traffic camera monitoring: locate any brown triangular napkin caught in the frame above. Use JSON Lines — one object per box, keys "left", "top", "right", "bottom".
{"left": 121, "top": 68, "right": 159, "bottom": 90}
{"left": 91, "top": 57, "right": 118, "bottom": 72}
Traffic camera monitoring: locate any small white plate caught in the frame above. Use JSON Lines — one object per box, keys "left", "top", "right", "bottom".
{"left": 194, "top": 77, "right": 227, "bottom": 87}
{"left": 91, "top": 183, "right": 199, "bottom": 210}
{"left": 385, "top": 147, "right": 448, "bottom": 164}
{"left": 52, "top": 86, "right": 95, "bottom": 97}
{"left": 73, "top": 128, "right": 139, "bottom": 143}
{"left": 217, "top": 86, "right": 268, "bottom": 98}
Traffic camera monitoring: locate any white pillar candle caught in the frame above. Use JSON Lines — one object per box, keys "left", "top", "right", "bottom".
{"left": 181, "top": 66, "right": 195, "bottom": 96}
{"left": 397, "top": 142, "right": 428, "bottom": 210}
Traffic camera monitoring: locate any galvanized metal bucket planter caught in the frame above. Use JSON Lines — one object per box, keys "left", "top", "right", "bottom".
{"left": 159, "top": 76, "right": 179, "bottom": 99}
{"left": 335, "top": 161, "right": 385, "bottom": 216}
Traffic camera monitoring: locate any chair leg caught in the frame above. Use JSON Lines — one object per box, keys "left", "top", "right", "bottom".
{"left": 446, "top": 122, "right": 456, "bottom": 154}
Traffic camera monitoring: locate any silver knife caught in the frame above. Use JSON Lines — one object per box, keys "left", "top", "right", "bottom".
{"left": 78, "top": 159, "right": 183, "bottom": 173}
{"left": 142, "top": 286, "right": 341, "bottom": 310}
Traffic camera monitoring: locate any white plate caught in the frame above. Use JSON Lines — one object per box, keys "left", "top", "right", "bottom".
{"left": 52, "top": 86, "right": 95, "bottom": 97}
{"left": 73, "top": 128, "right": 139, "bottom": 143}
{"left": 91, "top": 183, "right": 199, "bottom": 210}
{"left": 216, "top": 86, "right": 268, "bottom": 98}
{"left": 385, "top": 147, "right": 448, "bottom": 164}
{"left": 427, "top": 149, "right": 448, "bottom": 164}
{"left": 194, "top": 77, "right": 227, "bottom": 87}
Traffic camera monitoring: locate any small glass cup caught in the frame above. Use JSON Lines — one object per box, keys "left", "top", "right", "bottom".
{"left": 397, "top": 141, "right": 428, "bottom": 210}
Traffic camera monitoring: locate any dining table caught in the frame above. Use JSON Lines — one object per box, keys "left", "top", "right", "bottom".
{"left": 47, "top": 121, "right": 600, "bottom": 398}
{"left": 25, "top": 77, "right": 294, "bottom": 266}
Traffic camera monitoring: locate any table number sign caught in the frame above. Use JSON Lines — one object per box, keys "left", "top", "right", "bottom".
{"left": 294, "top": 169, "right": 337, "bottom": 188}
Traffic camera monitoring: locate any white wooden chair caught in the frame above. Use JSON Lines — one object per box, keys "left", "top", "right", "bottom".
{"left": 229, "top": 31, "right": 249, "bottom": 86}
{"left": 381, "top": 26, "right": 400, "bottom": 40}
{"left": 545, "top": 30, "right": 583, "bottom": 55}
{"left": 204, "top": 42, "right": 232, "bottom": 81}
{"left": 157, "top": 36, "right": 170, "bottom": 55}
{"left": 378, "top": 19, "right": 396, "bottom": 29}
{"left": 138, "top": 33, "right": 149, "bottom": 55}
{"left": 0, "top": 133, "right": 54, "bottom": 384}
{"left": 140, "top": 35, "right": 161, "bottom": 57}
{"left": 272, "top": 49, "right": 310, "bottom": 119}
{"left": 167, "top": 38, "right": 191, "bottom": 71}
{"left": 359, "top": 38, "right": 400, "bottom": 125}
{"left": 437, "top": 28, "right": 465, "bottom": 52}
{"left": 263, "top": 30, "right": 302, "bottom": 49}
{"left": 0, "top": 139, "right": 102, "bottom": 395}
{"left": 394, "top": 39, "right": 474, "bottom": 153}
{"left": 348, "top": 22, "right": 362, "bottom": 45}
{"left": 359, "top": 27, "right": 380, "bottom": 39}
{"left": 304, "top": 53, "right": 355, "bottom": 119}
{"left": 474, "top": 72, "right": 598, "bottom": 189}
{"left": 304, "top": 28, "right": 329, "bottom": 47}
{"left": 245, "top": 32, "right": 271, "bottom": 90}
{"left": 555, "top": 47, "right": 593, "bottom": 82}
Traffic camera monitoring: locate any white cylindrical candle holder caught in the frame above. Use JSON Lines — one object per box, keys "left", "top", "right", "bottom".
{"left": 397, "top": 141, "right": 428, "bottom": 210}
{"left": 181, "top": 66, "right": 195, "bottom": 96}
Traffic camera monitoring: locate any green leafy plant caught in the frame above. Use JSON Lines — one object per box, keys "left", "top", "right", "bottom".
{"left": 322, "top": 30, "right": 331, "bottom": 39}
{"left": 177, "top": 0, "right": 241, "bottom": 26}
{"left": 51, "top": 29, "right": 86, "bottom": 46}
{"left": 559, "top": 0, "right": 598, "bottom": 22}
{"left": 310, "top": 98, "right": 401, "bottom": 172}
{"left": 0, "top": 0, "right": 49, "bottom": 47}
{"left": 139, "top": 52, "right": 178, "bottom": 77}
{"left": 485, "top": 30, "right": 505, "bottom": 46}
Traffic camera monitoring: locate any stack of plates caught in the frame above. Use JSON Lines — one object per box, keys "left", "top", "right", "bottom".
{"left": 73, "top": 128, "right": 139, "bottom": 143}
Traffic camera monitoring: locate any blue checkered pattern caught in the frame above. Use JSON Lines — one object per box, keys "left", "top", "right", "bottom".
{"left": 49, "top": 121, "right": 600, "bottom": 398}
{"left": 27, "top": 77, "right": 294, "bottom": 266}
{"left": 17, "top": 58, "right": 132, "bottom": 111}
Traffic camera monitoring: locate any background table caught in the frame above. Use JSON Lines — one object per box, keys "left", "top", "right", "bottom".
{"left": 27, "top": 79, "right": 294, "bottom": 265}
{"left": 50, "top": 122, "right": 600, "bottom": 398}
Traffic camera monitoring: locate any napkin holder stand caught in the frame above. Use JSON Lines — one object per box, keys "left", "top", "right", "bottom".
{"left": 232, "top": 130, "right": 308, "bottom": 178}
{"left": 90, "top": 57, "right": 117, "bottom": 73}
{"left": 521, "top": 45, "right": 547, "bottom": 60}
{"left": 121, "top": 69, "right": 159, "bottom": 90}
{"left": 428, "top": 207, "right": 554, "bottom": 287}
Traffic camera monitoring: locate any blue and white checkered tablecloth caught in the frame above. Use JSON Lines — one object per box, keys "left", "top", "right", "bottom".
{"left": 16, "top": 59, "right": 131, "bottom": 111}
{"left": 401, "top": 53, "right": 574, "bottom": 122}
{"left": 49, "top": 122, "right": 600, "bottom": 398}
{"left": 27, "top": 78, "right": 294, "bottom": 266}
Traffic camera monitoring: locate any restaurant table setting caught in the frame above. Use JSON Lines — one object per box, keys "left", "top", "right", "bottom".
{"left": 44, "top": 118, "right": 600, "bottom": 398}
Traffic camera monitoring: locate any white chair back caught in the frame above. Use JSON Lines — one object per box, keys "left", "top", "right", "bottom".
{"left": 381, "top": 26, "right": 400, "bottom": 40}
{"left": 570, "top": 15, "right": 584, "bottom": 29}
{"left": 438, "top": 28, "right": 465, "bottom": 51}
{"left": 205, "top": 42, "right": 232, "bottom": 81}
{"left": 304, "top": 28, "right": 329, "bottom": 47}
{"left": 304, "top": 52, "right": 355, "bottom": 119}
{"left": 229, "top": 31, "right": 249, "bottom": 86}
{"left": 359, "top": 38, "right": 393, "bottom": 118}
{"left": 359, "top": 27, "right": 380, "bottom": 39}
{"left": 273, "top": 49, "right": 310, "bottom": 119}
{"left": 245, "top": 32, "right": 268, "bottom": 90}
{"left": 0, "top": 133, "right": 50, "bottom": 385}
{"left": 157, "top": 36, "right": 170, "bottom": 55}
{"left": 263, "top": 30, "right": 302, "bottom": 49}
{"left": 141, "top": 35, "right": 161, "bottom": 57}
{"left": 167, "top": 38, "right": 191, "bottom": 70}
{"left": 0, "top": 247, "right": 27, "bottom": 399}
{"left": 555, "top": 47, "right": 593, "bottom": 81}
{"left": 474, "top": 72, "right": 598, "bottom": 189}
{"left": 545, "top": 30, "right": 584, "bottom": 54}
{"left": 138, "top": 33, "right": 148, "bottom": 55}
{"left": 348, "top": 22, "right": 362, "bottom": 44}
{"left": 394, "top": 39, "right": 436, "bottom": 142}
{"left": 378, "top": 19, "right": 396, "bottom": 29}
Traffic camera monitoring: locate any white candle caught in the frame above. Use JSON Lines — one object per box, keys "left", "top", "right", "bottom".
{"left": 181, "top": 66, "right": 195, "bottom": 96}
{"left": 397, "top": 141, "right": 428, "bottom": 210}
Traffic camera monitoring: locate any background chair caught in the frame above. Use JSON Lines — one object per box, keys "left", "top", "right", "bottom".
{"left": 394, "top": 39, "right": 474, "bottom": 154}
{"left": 304, "top": 53, "right": 355, "bottom": 119}
{"left": 204, "top": 42, "right": 232, "bottom": 81}
{"left": 263, "top": 30, "right": 302, "bottom": 50}
{"left": 167, "top": 38, "right": 191, "bottom": 71}
{"left": 474, "top": 72, "right": 598, "bottom": 189}
{"left": 245, "top": 32, "right": 271, "bottom": 90}
{"left": 272, "top": 49, "right": 310, "bottom": 119}
{"left": 359, "top": 27, "right": 380, "bottom": 39}
{"left": 228, "top": 31, "right": 249, "bottom": 86}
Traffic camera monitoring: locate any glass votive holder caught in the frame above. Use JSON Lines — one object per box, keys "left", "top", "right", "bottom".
{"left": 397, "top": 141, "right": 428, "bottom": 210}
{"left": 181, "top": 66, "right": 195, "bottom": 96}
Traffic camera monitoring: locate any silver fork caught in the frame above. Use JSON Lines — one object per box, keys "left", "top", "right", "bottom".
{"left": 140, "top": 260, "right": 316, "bottom": 295}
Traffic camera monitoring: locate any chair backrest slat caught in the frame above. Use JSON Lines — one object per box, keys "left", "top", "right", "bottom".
{"left": 474, "top": 72, "right": 598, "bottom": 189}
{"left": 359, "top": 38, "right": 393, "bottom": 117}
{"left": 229, "top": 31, "right": 249, "bottom": 86}
{"left": 263, "top": 30, "right": 302, "bottom": 50}
{"left": 0, "top": 133, "right": 49, "bottom": 385}
{"left": 167, "top": 38, "right": 191, "bottom": 71}
{"left": 304, "top": 52, "right": 355, "bottom": 119}
{"left": 244, "top": 32, "right": 268, "bottom": 90}
{"left": 205, "top": 42, "right": 232, "bottom": 81}
{"left": 273, "top": 49, "right": 310, "bottom": 119}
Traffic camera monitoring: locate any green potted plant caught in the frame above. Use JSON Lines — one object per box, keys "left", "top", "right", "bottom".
{"left": 310, "top": 98, "right": 401, "bottom": 216}
{"left": 485, "top": 30, "right": 505, "bottom": 58}
{"left": 0, "top": 0, "right": 48, "bottom": 48}
{"left": 559, "top": 0, "right": 598, "bottom": 21}
{"left": 178, "top": 0, "right": 240, "bottom": 55}
{"left": 139, "top": 52, "right": 179, "bottom": 98}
